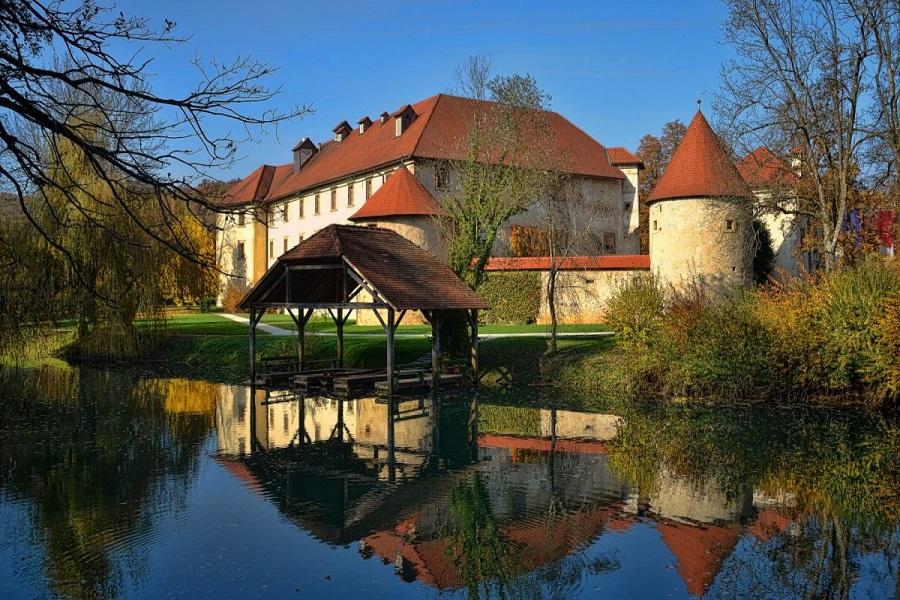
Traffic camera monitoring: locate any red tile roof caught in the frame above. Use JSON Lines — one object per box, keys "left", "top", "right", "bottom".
{"left": 483, "top": 255, "right": 651, "bottom": 271}
{"left": 736, "top": 147, "right": 800, "bottom": 189}
{"left": 222, "top": 94, "right": 626, "bottom": 207}
{"left": 647, "top": 111, "right": 754, "bottom": 203}
{"left": 240, "top": 224, "right": 489, "bottom": 311}
{"left": 607, "top": 146, "right": 644, "bottom": 168}
{"left": 657, "top": 521, "right": 740, "bottom": 597}
{"left": 349, "top": 167, "right": 448, "bottom": 221}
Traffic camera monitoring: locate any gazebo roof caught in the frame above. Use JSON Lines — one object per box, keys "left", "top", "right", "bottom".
{"left": 239, "top": 224, "right": 487, "bottom": 311}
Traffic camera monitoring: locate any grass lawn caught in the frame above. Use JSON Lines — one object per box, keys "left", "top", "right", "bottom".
{"left": 155, "top": 329, "right": 613, "bottom": 385}
{"left": 139, "top": 312, "right": 609, "bottom": 336}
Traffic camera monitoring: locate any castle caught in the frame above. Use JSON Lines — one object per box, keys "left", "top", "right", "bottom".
{"left": 217, "top": 94, "right": 811, "bottom": 321}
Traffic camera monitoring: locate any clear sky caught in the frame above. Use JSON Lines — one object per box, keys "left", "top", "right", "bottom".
{"left": 122, "top": 0, "right": 735, "bottom": 180}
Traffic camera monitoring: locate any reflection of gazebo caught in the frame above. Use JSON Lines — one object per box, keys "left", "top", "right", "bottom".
{"left": 238, "top": 224, "right": 488, "bottom": 396}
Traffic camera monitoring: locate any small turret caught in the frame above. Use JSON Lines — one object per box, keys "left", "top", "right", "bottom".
{"left": 647, "top": 111, "right": 754, "bottom": 296}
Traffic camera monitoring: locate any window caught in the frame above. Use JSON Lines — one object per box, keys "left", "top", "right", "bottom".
{"left": 280, "top": 203, "right": 288, "bottom": 222}
{"left": 298, "top": 234, "right": 304, "bottom": 244}
{"left": 314, "top": 193, "right": 320, "bottom": 215}
{"left": 652, "top": 220, "right": 658, "bottom": 231}
{"left": 330, "top": 188, "right": 337, "bottom": 211}
{"left": 283, "top": 237, "right": 288, "bottom": 253}
{"left": 603, "top": 232, "right": 617, "bottom": 254}
{"left": 269, "top": 240, "right": 274, "bottom": 258}
{"left": 725, "top": 219, "right": 735, "bottom": 231}
{"left": 237, "top": 211, "right": 245, "bottom": 226}
{"left": 434, "top": 162, "right": 449, "bottom": 190}
{"left": 365, "top": 178, "right": 372, "bottom": 199}
{"left": 298, "top": 198, "right": 304, "bottom": 219}
{"left": 236, "top": 242, "right": 245, "bottom": 261}
{"left": 347, "top": 184, "right": 355, "bottom": 207}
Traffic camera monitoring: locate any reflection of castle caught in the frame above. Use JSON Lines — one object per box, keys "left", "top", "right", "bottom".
{"left": 214, "top": 394, "right": 793, "bottom": 598}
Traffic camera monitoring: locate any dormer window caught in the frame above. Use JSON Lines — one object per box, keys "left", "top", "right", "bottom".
{"left": 291, "top": 137, "right": 317, "bottom": 173}
{"left": 392, "top": 105, "right": 417, "bottom": 137}
{"left": 332, "top": 121, "right": 352, "bottom": 142}
{"left": 379, "top": 112, "right": 389, "bottom": 124}
{"left": 357, "top": 116, "right": 372, "bottom": 134}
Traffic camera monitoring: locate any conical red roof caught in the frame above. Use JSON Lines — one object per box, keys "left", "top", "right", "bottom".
{"left": 349, "top": 167, "right": 448, "bottom": 220}
{"left": 647, "top": 112, "right": 754, "bottom": 203}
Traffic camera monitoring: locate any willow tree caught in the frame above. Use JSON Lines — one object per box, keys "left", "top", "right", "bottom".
{"left": 0, "top": 1, "right": 307, "bottom": 352}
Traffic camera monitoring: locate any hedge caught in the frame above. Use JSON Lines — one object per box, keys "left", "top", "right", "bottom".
{"left": 477, "top": 271, "right": 541, "bottom": 324}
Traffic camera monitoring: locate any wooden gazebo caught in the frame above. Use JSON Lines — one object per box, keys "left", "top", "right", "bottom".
{"left": 238, "top": 224, "right": 488, "bottom": 398}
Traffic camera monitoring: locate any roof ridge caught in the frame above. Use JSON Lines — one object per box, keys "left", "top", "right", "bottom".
{"left": 409, "top": 93, "right": 444, "bottom": 160}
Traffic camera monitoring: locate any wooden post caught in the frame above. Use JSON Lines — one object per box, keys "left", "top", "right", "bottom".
{"left": 469, "top": 309, "right": 479, "bottom": 385}
{"left": 298, "top": 310, "right": 306, "bottom": 372}
{"left": 431, "top": 311, "right": 441, "bottom": 391}
{"left": 336, "top": 308, "right": 344, "bottom": 368}
{"left": 386, "top": 307, "right": 395, "bottom": 400}
{"left": 249, "top": 307, "right": 257, "bottom": 385}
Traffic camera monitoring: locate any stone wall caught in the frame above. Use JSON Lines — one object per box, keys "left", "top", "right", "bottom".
{"left": 649, "top": 197, "right": 752, "bottom": 297}
{"left": 537, "top": 269, "right": 649, "bottom": 324}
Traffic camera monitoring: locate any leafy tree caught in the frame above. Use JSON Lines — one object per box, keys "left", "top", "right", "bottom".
{"left": 635, "top": 120, "right": 686, "bottom": 252}
{"left": 445, "top": 56, "right": 559, "bottom": 288}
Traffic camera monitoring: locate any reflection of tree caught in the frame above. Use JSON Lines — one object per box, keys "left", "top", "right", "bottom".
{"left": 0, "top": 366, "right": 214, "bottom": 599}
{"left": 447, "top": 474, "right": 512, "bottom": 600}
{"left": 607, "top": 403, "right": 900, "bottom": 598}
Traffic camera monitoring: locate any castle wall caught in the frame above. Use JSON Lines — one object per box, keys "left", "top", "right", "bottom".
{"left": 536, "top": 269, "right": 649, "bottom": 323}
{"left": 649, "top": 198, "right": 752, "bottom": 296}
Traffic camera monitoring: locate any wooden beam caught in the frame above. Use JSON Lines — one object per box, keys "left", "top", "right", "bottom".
{"left": 285, "top": 263, "right": 344, "bottom": 270}
{"left": 248, "top": 302, "right": 386, "bottom": 310}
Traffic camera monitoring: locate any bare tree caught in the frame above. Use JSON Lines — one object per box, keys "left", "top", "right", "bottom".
{"left": 538, "top": 181, "right": 611, "bottom": 353}
{"left": 0, "top": 0, "right": 309, "bottom": 293}
{"left": 719, "top": 0, "right": 873, "bottom": 271}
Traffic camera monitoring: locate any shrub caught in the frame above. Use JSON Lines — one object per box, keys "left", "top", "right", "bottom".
{"left": 221, "top": 281, "right": 250, "bottom": 314}
{"left": 599, "top": 259, "right": 899, "bottom": 406}
{"left": 604, "top": 274, "right": 667, "bottom": 348}
{"left": 476, "top": 272, "right": 540, "bottom": 324}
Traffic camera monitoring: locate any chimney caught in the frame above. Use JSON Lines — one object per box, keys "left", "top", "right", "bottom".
{"left": 292, "top": 137, "right": 317, "bottom": 173}
{"left": 392, "top": 105, "right": 416, "bottom": 137}
{"left": 357, "top": 116, "right": 372, "bottom": 134}
{"left": 379, "top": 112, "right": 390, "bottom": 124}
{"left": 333, "top": 121, "right": 352, "bottom": 142}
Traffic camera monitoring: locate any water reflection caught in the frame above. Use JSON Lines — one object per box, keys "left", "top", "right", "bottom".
{"left": 0, "top": 365, "right": 896, "bottom": 599}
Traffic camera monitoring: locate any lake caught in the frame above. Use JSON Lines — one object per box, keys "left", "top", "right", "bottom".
{"left": 0, "top": 364, "right": 896, "bottom": 599}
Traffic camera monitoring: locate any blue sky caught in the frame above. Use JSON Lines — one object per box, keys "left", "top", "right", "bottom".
{"left": 123, "top": 0, "right": 734, "bottom": 180}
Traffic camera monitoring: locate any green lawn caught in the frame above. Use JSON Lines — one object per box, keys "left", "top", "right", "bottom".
{"left": 124, "top": 313, "right": 612, "bottom": 337}
{"left": 259, "top": 313, "right": 608, "bottom": 335}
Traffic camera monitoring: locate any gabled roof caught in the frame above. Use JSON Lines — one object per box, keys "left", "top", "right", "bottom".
{"left": 736, "top": 147, "right": 800, "bottom": 189}
{"left": 647, "top": 111, "right": 754, "bottom": 203}
{"left": 218, "top": 163, "right": 293, "bottom": 208}
{"left": 607, "top": 146, "right": 644, "bottom": 168}
{"left": 349, "top": 167, "right": 447, "bottom": 221}
{"left": 223, "top": 94, "right": 626, "bottom": 207}
{"left": 240, "top": 224, "right": 488, "bottom": 311}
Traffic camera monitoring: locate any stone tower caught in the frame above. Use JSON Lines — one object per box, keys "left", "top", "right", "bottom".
{"left": 347, "top": 165, "right": 448, "bottom": 259}
{"left": 646, "top": 111, "right": 754, "bottom": 295}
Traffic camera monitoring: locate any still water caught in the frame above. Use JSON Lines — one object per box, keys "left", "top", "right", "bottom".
{"left": 0, "top": 364, "right": 896, "bottom": 599}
